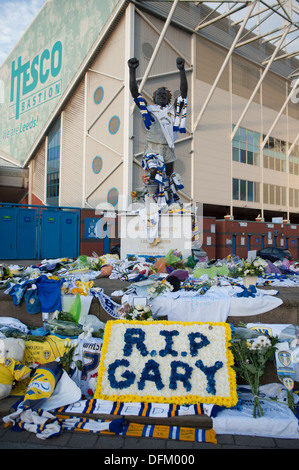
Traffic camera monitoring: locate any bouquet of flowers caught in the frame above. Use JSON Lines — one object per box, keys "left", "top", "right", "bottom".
{"left": 237, "top": 257, "right": 267, "bottom": 277}
{"left": 117, "top": 302, "right": 153, "bottom": 321}
{"left": 164, "top": 249, "right": 186, "bottom": 270}
{"left": 148, "top": 279, "right": 174, "bottom": 300}
{"left": 59, "top": 339, "right": 82, "bottom": 375}
{"left": 131, "top": 189, "right": 146, "bottom": 203}
{"left": 230, "top": 331, "right": 278, "bottom": 418}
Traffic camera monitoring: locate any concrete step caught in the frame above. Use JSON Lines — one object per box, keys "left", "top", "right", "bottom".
{"left": 0, "top": 277, "right": 130, "bottom": 328}
{"left": 1, "top": 280, "right": 299, "bottom": 328}
{"left": 228, "top": 286, "right": 299, "bottom": 326}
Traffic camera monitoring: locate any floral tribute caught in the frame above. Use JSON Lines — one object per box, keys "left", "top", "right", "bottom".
{"left": 237, "top": 257, "right": 267, "bottom": 277}
{"left": 148, "top": 279, "right": 174, "bottom": 299}
{"left": 94, "top": 320, "right": 238, "bottom": 407}
{"left": 229, "top": 331, "right": 278, "bottom": 418}
{"left": 117, "top": 302, "right": 153, "bottom": 321}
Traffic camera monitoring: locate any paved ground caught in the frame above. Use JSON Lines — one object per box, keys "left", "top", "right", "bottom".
{"left": 1, "top": 258, "right": 299, "bottom": 450}
{"left": 1, "top": 419, "right": 299, "bottom": 450}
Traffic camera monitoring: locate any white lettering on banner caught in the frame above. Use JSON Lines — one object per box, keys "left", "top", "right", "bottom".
{"left": 10, "top": 41, "right": 62, "bottom": 120}
{"left": 1, "top": 116, "right": 39, "bottom": 145}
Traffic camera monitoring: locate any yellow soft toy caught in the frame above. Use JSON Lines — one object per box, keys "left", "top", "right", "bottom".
{"left": 0, "top": 338, "right": 31, "bottom": 400}
{"left": 71, "top": 280, "right": 94, "bottom": 296}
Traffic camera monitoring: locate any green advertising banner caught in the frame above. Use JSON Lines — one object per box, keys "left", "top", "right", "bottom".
{"left": 0, "top": 0, "right": 121, "bottom": 166}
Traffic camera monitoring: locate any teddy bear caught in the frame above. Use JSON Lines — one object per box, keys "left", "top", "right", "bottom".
{"left": 0, "top": 337, "right": 31, "bottom": 400}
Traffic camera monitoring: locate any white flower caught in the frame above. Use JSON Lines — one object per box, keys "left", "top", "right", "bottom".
{"left": 255, "top": 336, "right": 271, "bottom": 347}
{"left": 135, "top": 304, "right": 144, "bottom": 311}
{"left": 249, "top": 336, "right": 271, "bottom": 350}
{"left": 79, "top": 326, "right": 94, "bottom": 339}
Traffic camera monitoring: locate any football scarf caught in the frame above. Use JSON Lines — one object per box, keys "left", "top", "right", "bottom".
{"left": 142, "top": 153, "right": 184, "bottom": 206}
{"left": 91, "top": 288, "right": 120, "bottom": 319}
{"left": 135, "top": 93, "right": 188, "bottom": 146}
{"left": 134, "top": 94, "right": 155, "bottom": 129}
{"left": 173, "top": 95, "right": 188, "bottom": 133}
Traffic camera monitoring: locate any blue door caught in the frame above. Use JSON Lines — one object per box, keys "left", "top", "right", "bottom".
{"left": 17, "top": 208, "right": 37, "bottom": 259}
{"left": 0, "top": 205, "right": 79, "bottom": 260}
{"left": 61, "top": 211, "right": 78, "bottom": 258}
{"left": 102, "top": 222, "right": 111, "bottom": 254}
{"left": 0, "top": 207, "right": 17, "bottom": 259}
{"left": 41, "top": 210, "right": 60, "bottom": 259}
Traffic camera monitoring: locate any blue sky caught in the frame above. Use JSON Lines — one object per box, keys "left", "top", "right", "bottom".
{"left": 0, "top": 0, "right": 47, "bottom": 65}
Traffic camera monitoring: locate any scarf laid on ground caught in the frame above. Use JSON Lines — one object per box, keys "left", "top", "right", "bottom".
{"left": 91, "top": 288, "right": 120, "bottom": 319}
{"left": 3, "top": 404, "right": 124, "bottom": 440}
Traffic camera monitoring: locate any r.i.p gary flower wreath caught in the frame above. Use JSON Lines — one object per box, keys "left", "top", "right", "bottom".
{"left": 237, "top": 257, "right": 267, "bottom": 277}
{"left": 229, "top": 330, "right": 278, "bottom": 418}
{"left": 95, "top": 320, "right": 238, "bottom": 407}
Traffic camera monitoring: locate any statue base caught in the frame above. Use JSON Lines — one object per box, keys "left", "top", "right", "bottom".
{"left": 120, "top": 211, "right": 192, "bottom": 260}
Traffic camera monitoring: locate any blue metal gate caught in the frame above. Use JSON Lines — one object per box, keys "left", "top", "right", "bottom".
{"left": 0, "top": 207, "right": 18, "bottom": 259}
{"left": 0, "top": 204, "right": 80, "bottom": 260}
{"left": 18, "top": 207, "right": 37, "bottom": 259}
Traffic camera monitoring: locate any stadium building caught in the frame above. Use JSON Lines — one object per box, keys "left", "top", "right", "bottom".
{"left": 0, "top": 0, "right": 298, "bottom": 260}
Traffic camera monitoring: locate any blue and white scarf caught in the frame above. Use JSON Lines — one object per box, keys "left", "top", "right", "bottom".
{"left": 142, "top": 153, "right": 184, "bottom": 206}
{"left": 174, "top": 95, "right": 187, "bottom": 133}
{"left": 3, "top": 404, "right": 123, "bottom": 440}
{"left": 135, "top": 93, "right": 188, "bottom": 138}
{"left": 91, "top": 288, "right": 120, "bottom": 319}
{"left": 134, "top": 94, "right": 155, "bottom": 129}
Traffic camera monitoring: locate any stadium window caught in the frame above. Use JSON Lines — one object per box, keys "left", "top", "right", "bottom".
{"left": 46, "top": 117, "right": 61, "bottom": 206}
{"left": 247, "top": 181, "right": 253, "bottom": 201}
{"left": 240, "top": 180, "right": 247, "bottom": 201}
{"left": 233, "top": 178, "right": 260, "bottom": 203}
{"left": 232, "top": 125, "right": 260, "bottom": 167}
{"left": 232, "top": 147, "right": 239, "bottom": 161}
{"left": 232, "top": 178, "right": 239, "bottom": 200}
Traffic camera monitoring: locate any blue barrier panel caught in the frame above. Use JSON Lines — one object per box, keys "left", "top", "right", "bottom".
{"left": 0, "top": 203, "right": 80, "bottom": 260}
{"left": 0, "top": 207, "right": 17, "bottom": 259}
{"left": 61, "top": 211, "right": 78, "bottom": 258}
{"left": 103, "top": 222, "right": 111, "bottom": 254}
{"left": 41, "top": 209, "right": 61, "bottom": 259}
{"left": 18, "top": 208, "right": 37, "bottom": 259}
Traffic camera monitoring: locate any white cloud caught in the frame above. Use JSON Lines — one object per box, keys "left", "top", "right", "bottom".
{"left": 0, "top": 0, "right": 47, "bottom": 65}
